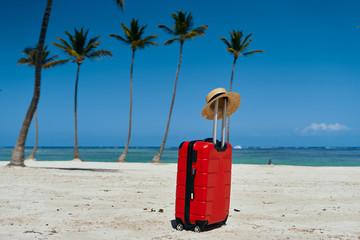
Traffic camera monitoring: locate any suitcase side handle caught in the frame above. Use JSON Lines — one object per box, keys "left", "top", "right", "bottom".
{"left": 190, "top": 168, "right": 196, "bottom": 199}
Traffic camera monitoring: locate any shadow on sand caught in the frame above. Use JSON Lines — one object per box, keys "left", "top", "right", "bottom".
{"left": 29, "top": 166, "right": 120, "bottom": 173}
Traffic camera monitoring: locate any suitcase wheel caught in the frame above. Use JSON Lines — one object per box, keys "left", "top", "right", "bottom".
{"left": 194, "top": 225, "right": 206, "bottom": 233}
{"left": 194, "top": 220, "right": 207, "bottom": 232}
{"left": 176, "top": 223, "right": 184, "bottom": 231}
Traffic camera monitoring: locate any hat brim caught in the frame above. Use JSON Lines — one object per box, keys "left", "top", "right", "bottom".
{"left": 201, "top": 92, "right": 241, "bottom": 120}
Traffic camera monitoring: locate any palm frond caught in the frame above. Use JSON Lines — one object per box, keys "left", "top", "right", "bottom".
{"left": 18, "top": 46, "right": 37, "bottom": 66}
{"left": 243, "top": 50, "right": 264, "bottom": 56}
{"left": 56, "top": 37, "right": 72, "bottom": 50}
{"left": 227, "top": 48, "right": 239, "bottom": 58}
{"left": 164, "top": 38, "right": 178, "bottom": 45}
{"left": 190, "top": 25, "right": 208, "bottom": 35}
{"left": 139, "top": 25, "right": 147, "bottom": 35}
{"left": 145, "top": 41, "right": 158, "bottom": 47}
{"left": 64, "top": 31, "right": 76, "bottom": 48}
{"left": 87, "top": 49, "right": 113, "bottom": 60}
{"left": 228, "top": 31, "right": 242, "bottom": 51}
{"left": 121, "top": 23, "right": 134, "bottom": 42}
{"left": 83, "top": 38, "right": 101, "bottom": 53}
{"left": 239, "top": 39, "right": 253, "bottom": 53}
{"left": 114, "top": 0, "right": 124, "bottom": 10}
{"left": 42, "top": 59, "right": 69, "bottom": 69}
{"left": 157, "top": 25, "right": 175, "bottom": 35}
{"left": 185, "top": 25, "right": 208, "bottom": 39}
{"left": 171, "top": 12, "right": 179, "bottom": 22}
{"left": 43, "top": 54, "right": 59, "bottom": 64}
{"left": 22, "top": 47, "right": 36, "bottom": 55}
{"left": 185, "top": 11, "right": 193, "bottom": 29}
{"left": 112, "top": 18, "right": 158, "bottom": 51}
{"left": 137, "top": 36, "right": 159, "bottom": 49}
{"left": 19, "top": 44, "right": 67, "bottom": 69}
{"left": 51, "top": 42, "right": 78, "bottom": 58}
{"left": 174, "top": 11, "right": 193, "bottom": 30}
{"left": 74, "top": 27, "right": 88, "bottom": 54}
{"left": 86, "top": 36, "right": 101, "bottom": 47}
{"left": 222, "top": 30, "right": 263, "bottom": 59}
{"left": 51, "top": 42, "right": 68, "bottom": 51}
{"left": 109, "top": 34, "right": 129, "bottom": 44}
{"left": 83, "top": 44, "right": 101, "bottom": 56}
{"left": 65, "top": 49, "right": 79, "bottom": 59}
{"left": 53, "top": 27, "right": 111, "bottom": 64}
{"left": 130, "top": 19, "right": 140, "bottom": 33}
{"left": 162, "top": 11, "right": 206, "bottom": 44}
{"left": 143, "top": 35, "right": 159, "bottom": 43}
{"left": 17, "top": 57, "right": 33, "bottom": 66}
{"left": 240, "top": 33, "right": 253, "bottom": 48}
{"left": 220, "top": 37, "right": 231, "bottom": 49}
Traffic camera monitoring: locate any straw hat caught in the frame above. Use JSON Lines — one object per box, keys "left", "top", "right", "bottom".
{"left": 201, "top": 88, "right": 241, "bottom": 120}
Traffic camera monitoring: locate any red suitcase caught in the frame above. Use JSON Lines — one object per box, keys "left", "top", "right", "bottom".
{"left": 175, "top": 95, "right": 233, "bottom": 232}
{"left": 175, "top": 139, "right": 232, "bottom": 232}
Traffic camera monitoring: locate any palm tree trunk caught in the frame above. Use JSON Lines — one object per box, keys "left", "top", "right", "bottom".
{"left": 73, "top": 63, "right": 82, "bottom": 161}
{"left": 226, "top": 57, "right": 237, "bottom": 143}
{"left": 118, "top": 49, "right": 136, "bottom": 162}
{"left": 9, "top": 0, "right": 53, "bottom": 167}
{"left": 26, "top": 109, "right": 39, "bottom": 161}
{"left": 151, "top": 43, "right": 184, "bottom": 163}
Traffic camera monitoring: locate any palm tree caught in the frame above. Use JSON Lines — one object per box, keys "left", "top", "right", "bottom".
{"left": 110, "top": 19, "right": 158, "bottom": 162}
{"left": 220, "top": 30, "right": 263, "bottom": 142}
{"left": 52, "top": 28, "right": 112, "bottom": 161}
{"left": 18, "top": 46, "right": 67, "bottom": 69}
{"left": 18, "top": 45, "right": 67, "bottom": 161}
{"left": 151, "top": 11, "right": 208, "bottom": 163}
{"left": 9, "top": 0, "right": 53, "bottom": 167}
{"left": 9, "top": 0, "right": 124, "bottom": 167}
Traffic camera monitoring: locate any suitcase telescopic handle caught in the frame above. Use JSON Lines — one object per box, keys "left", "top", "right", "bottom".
{"left": 212, "top": 99, "right": 218, "bottom": 145}
{"left": 221, "top": 98, "right": 227, "bottom": 148}
{"left": 213, "top": 98, "right": 227, "bottom": 147}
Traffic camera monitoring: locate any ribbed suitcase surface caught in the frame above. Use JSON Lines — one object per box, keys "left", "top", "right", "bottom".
{"left": 175, "top": 140, "right": 232, "bottom": 230}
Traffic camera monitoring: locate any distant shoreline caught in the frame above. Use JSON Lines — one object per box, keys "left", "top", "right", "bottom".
{"left": 1, "top": 147, "right": 359, "bottom": 166}
{"left": 1, "top": 146, "right": 360, "bottom": 149}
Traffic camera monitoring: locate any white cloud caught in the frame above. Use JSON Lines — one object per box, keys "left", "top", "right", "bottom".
{"left": 298, "top": 123, "right": 349, "bottom": 134}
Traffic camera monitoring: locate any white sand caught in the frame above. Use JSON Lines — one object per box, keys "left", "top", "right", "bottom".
{"left": 0, "top": 161, "right": 359, "bottom": 240}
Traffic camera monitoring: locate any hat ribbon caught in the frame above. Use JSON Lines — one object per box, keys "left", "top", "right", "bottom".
{"left": 208, "top": 92, "right": 227, "bottom": 103}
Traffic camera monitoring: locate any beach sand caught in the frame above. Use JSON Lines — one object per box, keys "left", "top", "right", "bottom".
{"left": 0, "top": 161, "right": 359, "bottom": 240}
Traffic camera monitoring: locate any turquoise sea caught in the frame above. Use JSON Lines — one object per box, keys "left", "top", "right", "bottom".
{"left": 1, "top": 146, "right": 360, "bottom": 166}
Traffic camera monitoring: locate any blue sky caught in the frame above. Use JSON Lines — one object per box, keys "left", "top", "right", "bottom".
{"left": 0, "top": 0, "right": 359, "bottom": 147}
